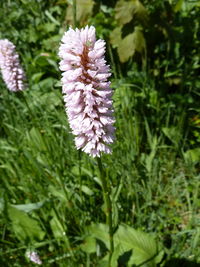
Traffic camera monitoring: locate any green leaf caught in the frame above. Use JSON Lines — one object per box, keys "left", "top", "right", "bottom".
{"left": 174, "top": 0, "right": 184, "bottom": 12}
{"left": 8, "top": 205, "right": 45, "bottom": 242}
{"left": 86, "top": 223, "right": 110, "bottom": 249}
{"left": 11, "top": 201, "right": 45, "bottom": 213}
{"left": 162, "top": 126, "right": 180, "bottom": 145}
{"left": 27, "top": 127, "right": 47, "bottom": 152}
{"left": 118, "top": 33, "right": 135, "bottom": 62}
{"left": 117, "top": 27, "right": 146, "bottom": 63}
{"left": 81, "top": 185, "right": 94, "bottom": 196}
{"left": 39, "top": 91, "right": 61, "bottom": 109}
{"left": 66, "top": 0, "right": 94, "bottom": 25}
{"left": 0, "top": 198, "right": 4, "bottom": 213}
{"left": 50, "top": 213, "right": 66, "bottom": 240}
{"left": 184, "top": 148, "right": 200, "bottom": 164}
{"left": 111, "top": 244, "right": 121, "bottom": 267}
{"left": 115, "top": 0, "right": 136, "bottom": 25}
{"left": 114, "top": 224, "right": 162, "bottom": 266}
{"left": 80, "top": 236, "right": 96, "bottom": 253}
{"left": 110, "top": 26, "right": 122, "bottom": 48}
{"left": 115, "top": 0, "right": 148, "bottom": 25}
{"left": 31, "top": 72, "right": 44, "bottom": 83}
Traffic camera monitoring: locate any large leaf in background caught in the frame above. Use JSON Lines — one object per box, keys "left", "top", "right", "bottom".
{"left": 184, "top": 148, "right": 200, "bottom": 164}
{"left": 115, "top": 0, "right": 148, "bottom": 25}
{"left": 8, "top": 205, "right": 45, "bottom": 242}
{"left": 66, "top": 0, "right": 94, "bottom": 26}
{"left": 110, "top": 26, "right": 122, "bottom": 49}
{"left": 111, "top": 26, "right": 146, "bottom": 63}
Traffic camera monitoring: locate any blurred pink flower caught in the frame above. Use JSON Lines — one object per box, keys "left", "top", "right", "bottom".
{"left": 59, "top": 26, "right": 115, "bottom": 157}
{"left": 0, "top": 39, "right": 25, "bottom": 92}
{"left": 26, "top": 251, "right": 42, "bottom": 265}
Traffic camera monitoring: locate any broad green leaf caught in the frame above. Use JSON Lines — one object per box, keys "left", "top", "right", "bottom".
{"left": 117, "top": 27, "right": 146, "bottom": 63}
{"left": 86, "top": 223, "right": 110, "bottom": 249}
{"left": 184, "top": 148, "right": 200, "bottom": 164}
{"left": 114, "top": 224, "right": 162, "bottom": 266}
{"left": 8, "top": 205, "right": 45, "bottom": 242}
{"left": 115, "top": 0, "right": 136, "bottom": 25}
{"left": 118, "top": 33, "right": 135, "bottom": 63}
{"left": 80, "top": 236, "right": 96, "bottom": 253}
{"left": 110, "top": 26, "right": 122, "bottom": 48}
{"left": 39, "top": 91, "right": 61, "bottom": 109}
{"left": 115, "top": 0, "right": 148, "bottom": 25}
{"left": 11, "top": 201, "right": 45, "bottom": 213}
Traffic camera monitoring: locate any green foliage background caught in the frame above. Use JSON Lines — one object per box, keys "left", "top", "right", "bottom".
{"left": 0, "top": 0, "right": 200, "bottom": 266}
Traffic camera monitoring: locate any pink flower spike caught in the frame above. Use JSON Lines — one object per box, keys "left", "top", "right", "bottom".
{"left": 59, "top": 26, "right": 115, "bottom": 157}
{"left": 0, "top": 39, "right": 25, "bottom": 92}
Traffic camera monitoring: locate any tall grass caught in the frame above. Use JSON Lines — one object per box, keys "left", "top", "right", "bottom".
{"left": 0, "top": 0, "right": 200, "bottom": 266}
{"left": 1, "top": 68, "right": 200, "bottom": 265}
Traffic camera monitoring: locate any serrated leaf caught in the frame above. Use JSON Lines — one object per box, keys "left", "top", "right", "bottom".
{"left": 8, "top": 205, "right": 45, "bottom": 242}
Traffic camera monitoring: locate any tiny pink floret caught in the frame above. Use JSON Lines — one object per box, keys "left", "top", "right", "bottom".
{"left": 26, "top": 251, "right": 42, "bottom": 265}
{"left": 59, "top": 26, "right": 115, "bottom": 157}
{"left": 0, "top": 39, "right": 25, "bottom": 92}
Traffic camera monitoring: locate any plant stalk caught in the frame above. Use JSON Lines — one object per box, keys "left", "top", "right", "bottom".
{"left": 97, "top": 157, "right": 114, "bottom": 266}
{"left": 72, "top": 0, "right": 77, "bottom": 28}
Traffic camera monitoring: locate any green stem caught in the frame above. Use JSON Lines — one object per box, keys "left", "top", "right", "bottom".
{"left": 97, "top": 157, "right": 114, "bottom": 266}
{"left": 72, "top": 0, "right": 77, "bottom": 28}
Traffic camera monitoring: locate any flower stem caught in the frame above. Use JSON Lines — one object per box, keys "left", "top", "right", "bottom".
{"left": 97, "top": 157, "right": 114, "bottom": 266}
{"left": 72, "top": 0, "right": 77, "bottom": 28}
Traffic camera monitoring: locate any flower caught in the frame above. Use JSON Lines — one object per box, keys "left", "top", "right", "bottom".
{"left": 26, "top": 250, "right": 42, "bottom": 265}
{"left": 59, "top": 26, "right": 115, "bottom": 157}
{"left": 0, "top": 39, "right": 25, "bottom": 91}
